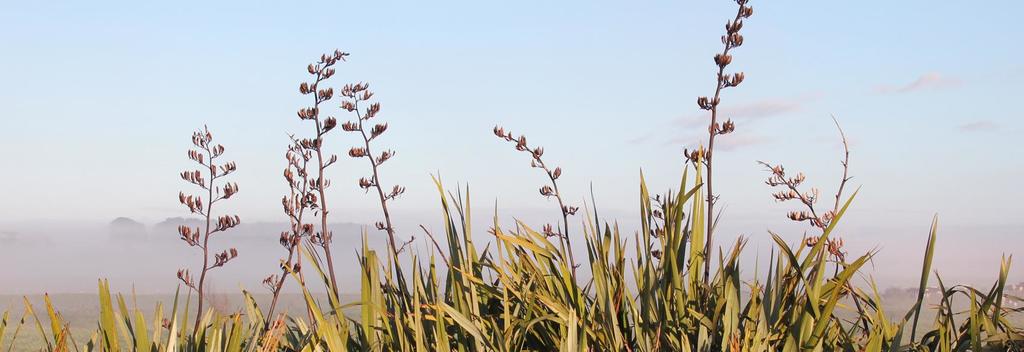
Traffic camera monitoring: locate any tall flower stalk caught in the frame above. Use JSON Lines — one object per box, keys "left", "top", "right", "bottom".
{"left": 493, "top": 126, "right": 580, "bottom": 278}
{"left": 263, "top": 138, "right": 315, "bottom": 325}
{"left": 176, "top": 126, "right": 240, "bottom": 332}
{"left": 690, "top": 0, "right": 754, "bottom": 282}
{"left": 341, "top": 81, "right": 416, "bottom": 304}
{"left": 341, "top": 82, "right": 406, "bottom": 257}
{"left": 759, "top": 116, "right": 854, "bottom": 262}
{"left": 295, "top": 50, "right": 349, "bottom": 298}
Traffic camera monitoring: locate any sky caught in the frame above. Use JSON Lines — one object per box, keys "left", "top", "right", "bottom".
{"left": 1, "top": 1, "right": 1022, "bottom": 291}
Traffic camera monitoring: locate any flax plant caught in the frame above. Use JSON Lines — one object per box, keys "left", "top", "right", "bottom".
{"left": 5, "top": 2, "right": 1024, "bottom": 351}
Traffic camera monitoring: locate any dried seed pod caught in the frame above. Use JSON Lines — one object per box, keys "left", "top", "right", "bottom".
{"left": 697, "top": 96, "right": 713, "bottom": 110}
{"left": 318, "top": 88, "right": 334, "bottom": 101}
{"left": 714, "top": 53, "right": 733, "bottom": 67}
{"left": 805, "top": 236, "right": 819, "bottom": 247}
{"left": 324, "top": 117, "right": 337, "bottom": 132}
{"left": 709, "top": 122, "right": 721, "bottom": 134}
{"left": 532, "top": 147, "right": 544, "bottom": 158}
{"left": 359, "top": 177, "right": 373, "bottom": 189}
{"left": 370, "top": 123, "right": 388, "bottom": 139}
{"left": 341, "top": 101, "right": 356, "bottom": 112}
{"left": 729, "top": 33, "right": 744, "bottom": 47}
{"left": 740, "top": 5, "right": 754, "bottom": 18}
{"left": 366, "top": 103, "right": 381, "bottom": 119}
{"left": 262, "top": 275, "right": 277, "bottom": 291}
{"left": 683, "top": 148, "right": 705, "bottom": 163}
{"left": 726, "top": 20, "right": 743, "bottom": 34}
{"left": 539, "top": 185, "right": 555, "bottom": 197}
{"left": 515, "top": 136, "right": 528, "bottom": 151}
{"left": 720, "top": 120, "right": 735, "bottom": 134}
{"left": 216, "top": 215, "right": 241, "bottom": 231}
{"left": 387, "top": 185, "right": 405, "bottom": 199}
{"left": 279, "top": 231, "right": 290, "bottom": 247}
{"left": 349, "top": 147, "right": 368, "bottom": 158}
{"left": 376, "top": 150, "right": 394, "bottom": 164}
{"left": 563, "top": 205, "right": 579, "bottom": 216}
{"left": 542, "top": 224, "right": 558, "bottom": 237}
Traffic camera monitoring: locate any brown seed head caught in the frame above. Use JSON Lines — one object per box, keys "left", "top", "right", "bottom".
{"left": 376, "top": 150, "right": 395, "bottom": 164}
{"left": 323, "top": 117, "right": 337, "bottom": 132}
{"left": 342, "top": 121, "right": 359, "bottom": 131}
{"left": 539, "top": 185, "right": 555, "bottom": 197}
{"left": 341, "top": 101, "right": 356, "bottom": 112}
{"left": 370, "top": 123, "right": 388, "bottom": 139}
{"left": 714, "top": 53, "right": 733, "bottom": 67}
{"left": 563, "top": 205, "right": 579, "bottom": 216}
{"left": 359, "top": 177, "right": 373, "bottom": 189}
{"left": 740, "top": 5, "right": 754, "bottom": 18}
{"left": 349, "top": 147, "right": 368, "bottom": 158}
{"left": 366, "top": 103, "right": 381, "bottom": 119}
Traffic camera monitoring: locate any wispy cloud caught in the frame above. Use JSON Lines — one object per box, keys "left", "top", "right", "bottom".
{"left": 665, "top": 95, "right": 815, "bottom": 151}
{"left": 958, "top": 120, "right": 998, "bottom": 132}
{"left": 707, "top": 134, "right": 773, "bottom": 151}
{"left": 626, "top": 131, "right": 656, "bottom": 145}
{"left": 874, "top": 72, "right": 961, "bottom": 94}
{"left": 629, "top": 95, "right": 814, "bottom": 151}
{"left": 663, "top": 131, "right": 774, "bottom": 152}
{"left": 675, "top": 96, "right": 808, "bottom": 128}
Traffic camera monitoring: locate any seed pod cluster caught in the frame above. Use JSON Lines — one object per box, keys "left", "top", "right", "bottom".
{"left": 178, "top": 225, "right": 201, "bottom": 247}
{"left": 212, "top": 248, "right": 239, "bottom": 268}
{"left": 805, "top": 236, "right": 845, "bottom": 261}
{"left": 683, "top": 147, "right": 706, "bottom": 164}
{"left": 177, "top": 269, "right": 195, "bottom": 289}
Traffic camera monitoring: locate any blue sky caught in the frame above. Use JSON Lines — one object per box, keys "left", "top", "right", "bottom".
{"left": 1, "top": 1, "right": 1022, "bottom": 285}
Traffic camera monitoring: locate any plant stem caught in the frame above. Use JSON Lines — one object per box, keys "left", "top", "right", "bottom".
{"left": 548, "top": 170, "right": 577, "bottom": 279}
{"left": 354, "top": 101, "right": 399, "bottom": 258}
{"left": 309, "top": 71, "right": 341, "bottom": 300}
{"left": 194, "top": 146, "right": 215, "bottom": 333}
